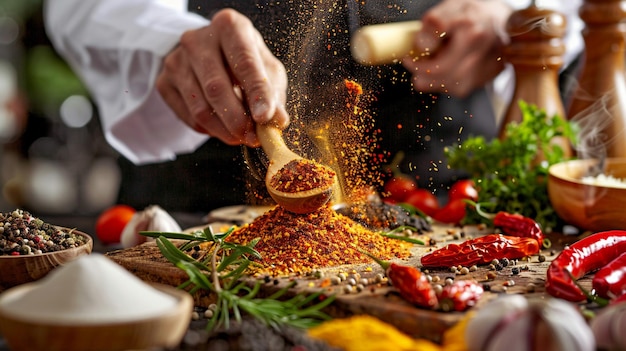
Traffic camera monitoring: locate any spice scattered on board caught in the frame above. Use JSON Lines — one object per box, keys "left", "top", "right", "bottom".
{"left": 269, "top": 159, "right": 336, "bottom": 193}
{"left": 0, "top": 209, "right": 88, "bottom": 256}
{"left": 228, "top": 205, "right": 411, "bottom": 276}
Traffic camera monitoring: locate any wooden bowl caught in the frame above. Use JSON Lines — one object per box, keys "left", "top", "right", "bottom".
{"left": 0, "top": 229, "right": 93, "bottom": 291}
{"left": 0, "top": 283, "right": 193, "bottom": 351}
{"left": 548, "top": 158, "right": 626, "bottom": 232}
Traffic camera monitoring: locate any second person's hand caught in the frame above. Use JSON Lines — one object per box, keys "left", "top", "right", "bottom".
{"left": 402, "top": 0, "right": 512, "bottom": 98}
{"left": 156, "top": 8, "right": 289, "bottom": 147}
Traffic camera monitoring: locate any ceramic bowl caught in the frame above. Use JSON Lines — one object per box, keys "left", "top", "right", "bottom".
{"left": 548, "top": 158, "right": 626, "bottom": 232}
{"left": 0, "top": 283, "right": 193, "bottom": 351}
{"left": 0, "top": 229, "right": 93, "bottom": 291}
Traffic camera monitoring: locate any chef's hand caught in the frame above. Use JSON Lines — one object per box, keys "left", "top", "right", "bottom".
{"left": 402, "top": 0, "right": 512, "bottom": 98}
{"left": 156, "top": 9, "right": 289, "bottom": 147}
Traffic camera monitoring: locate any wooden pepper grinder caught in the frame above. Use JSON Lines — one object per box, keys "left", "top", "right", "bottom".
{"left": 500, "top": 5, "right": 572, "bottom": 157}
{"left": 567, "top": 0, "right": 626, "bottom": 158}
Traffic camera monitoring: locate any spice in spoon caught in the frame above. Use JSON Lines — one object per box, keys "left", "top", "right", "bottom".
{"left": 269, "top": 159, "right": 336, "bottom": 193}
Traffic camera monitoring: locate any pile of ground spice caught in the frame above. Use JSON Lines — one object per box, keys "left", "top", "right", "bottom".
{"left": 270, "top": 159, "right": 336, "bottom": 193}
{"left": 228, "top": 205, "right": 411, "bottom": 276}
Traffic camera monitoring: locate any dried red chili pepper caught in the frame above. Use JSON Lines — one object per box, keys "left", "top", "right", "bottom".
{"left": 420, "top": 234, "right": 540, "bottom": 268}
{"left": 363, "top": 251, "right": 437, "bottom": 308}
{"left": 438, "top": 280, "right": 484, "bottom": 312}
{"left": 592, "top": 251, "right": 626, "bottom": 300}
{"left": 545, "top": 230, "right": 626, "bottom": 302}
{"left": 493, "top": 211, "right": 544, "bottom": 248}
{"left": 386, "top": 262, "right": 438, "bottom": 308}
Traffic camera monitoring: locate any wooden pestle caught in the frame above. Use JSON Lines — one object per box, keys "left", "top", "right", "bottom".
{"left": 350, "top": 20, "right": 423, "bottom": 66}
{"left": 567, "top": 0, "right": 626, "bottom": 158}
{"left": 500, "top": 5, "right": 573, "bottom": 158}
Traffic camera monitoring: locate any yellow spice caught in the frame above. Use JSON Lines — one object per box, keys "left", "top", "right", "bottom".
{"left": 308, "top": 314, "right": 441, "bottom": 351}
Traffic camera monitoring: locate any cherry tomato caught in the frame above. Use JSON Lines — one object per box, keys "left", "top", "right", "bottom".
{"left": 405, "top": 189, "right": 439, "bottom": 217}
{"left": 383, "top": 176, "right": 417, "bottom": 202}
{"left": 448, "top": 179, "right": 478, "bottom": 202}
{"left": 95, "top": 205, "right": 136, "bottom": 245}
{"left": 432, "top": 199, "right": 467, "bottom": 224}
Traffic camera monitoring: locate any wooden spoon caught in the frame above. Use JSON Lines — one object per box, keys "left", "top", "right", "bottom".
{"left": 256, "top": 123, "right": 336, "bottom": 214}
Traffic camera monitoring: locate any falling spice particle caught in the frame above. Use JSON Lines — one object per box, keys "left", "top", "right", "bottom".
{"left": 344, "top": 79, "right": 363, "bottom": 96}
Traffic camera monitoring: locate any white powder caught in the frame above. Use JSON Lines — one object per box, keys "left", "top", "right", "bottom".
{"left": 581, "top": 174, "right": 626, "bottom": 189}
{"left": 0, "top": 254, "right": 178, "bottom": 324}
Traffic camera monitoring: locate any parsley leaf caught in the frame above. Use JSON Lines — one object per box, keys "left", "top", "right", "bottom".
{"left": 445, "top": 101, "right": 578, "bottom": 232}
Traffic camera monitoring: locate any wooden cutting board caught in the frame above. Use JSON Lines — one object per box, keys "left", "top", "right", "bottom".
{"left": 105, "top": 207, "right": 582, "bottom": 343}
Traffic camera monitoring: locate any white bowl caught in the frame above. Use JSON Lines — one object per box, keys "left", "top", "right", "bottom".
{"left": 0, "top": 282, "right": 193, "bottom": 351}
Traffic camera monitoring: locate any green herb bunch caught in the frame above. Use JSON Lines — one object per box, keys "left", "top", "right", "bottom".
{"left": 445, "top": 101, "right": 578, "bottom": 232}
{"left": 141, "top": 227, "right": 335, "bottom": 331}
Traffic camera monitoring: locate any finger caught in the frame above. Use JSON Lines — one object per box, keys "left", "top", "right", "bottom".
{"left": 416, "top": 16, "right": 447, "bottom": 54}
{"left": 176, "top": 61, "right": 252, "bottom": 143}
{"left": 220, "top": 21, "right": 279, "bottom": 123}
{"left": 159, "top": 50, "right": 252, "bottom": 144}
{"left": 178, "top": 25, "right": 250, "bottom": 137}
{"left": 252, "top": 31, "right": 289, "bottom": 129}
{"left": 163, "top": 52, "right": 217, "bottom": 129}
{"left": 271, "top": 104, "right": 290, "bottom": 129}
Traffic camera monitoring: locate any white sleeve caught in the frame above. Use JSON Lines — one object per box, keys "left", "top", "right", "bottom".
{"left": 44, "top": 0, "right": 211, "bottom": 165}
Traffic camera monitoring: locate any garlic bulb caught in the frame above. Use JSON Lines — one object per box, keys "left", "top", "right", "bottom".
{"left": 120, "top": 205, "right": 181, "bottom": 248}
{"left": 591, "top": 301, "right": 626, "bottom": 350}
{"left": 466, "top": 295, "right": 595, "bottom": 351}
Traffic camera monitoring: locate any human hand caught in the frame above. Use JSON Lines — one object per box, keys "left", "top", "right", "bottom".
{"left": 156, "top": 9, "right": 289, "bottom": 147}
{"left": 402, "top": 0, "right": 512, "bottom": 98}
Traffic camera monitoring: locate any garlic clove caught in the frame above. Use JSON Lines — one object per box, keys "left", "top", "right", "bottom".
{"left": 120, "top": 212, "right": 151, "bottom": 248}
{"left": 591, "top": 301, "right": 626, "bottom": 350}
{"left": 539, "top": 299, "right": 594, "bottom": 351}
{"left": 535, "top": 298, "right": 595, "bottom": 351}
{"left": 466, "top": 295, "right": 595, "bottom": 351}
{"left": 466, "top": 294, "right": 528, "bottom": 351}
{"left": 120, "top": 205, "right": 181, "bottom": 248}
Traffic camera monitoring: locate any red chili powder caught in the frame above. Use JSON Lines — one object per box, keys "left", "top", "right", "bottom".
{"left": 344, "top": 79, "right": 363, "bottom": 96}
{"left": 229, "top": 205, "right": 411, "bottom": 277}
{"left": 269, "top": 159, "right": 336, "bottom": 193}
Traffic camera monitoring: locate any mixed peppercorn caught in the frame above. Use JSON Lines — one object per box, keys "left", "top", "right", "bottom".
{"left": 0, "top": 209, "right": 88, "bottom": 256}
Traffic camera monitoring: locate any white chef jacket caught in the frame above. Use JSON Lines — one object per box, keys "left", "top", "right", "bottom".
{"left": 43, "top": 0, "right": 583, "bottom": 165}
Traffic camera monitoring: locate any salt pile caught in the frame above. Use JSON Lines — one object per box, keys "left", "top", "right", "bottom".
{"left": 581, "top": 174, "right": 626, "bottom": 189}
{"left": 0, "top": 254, "right": 178, "bottom": 324}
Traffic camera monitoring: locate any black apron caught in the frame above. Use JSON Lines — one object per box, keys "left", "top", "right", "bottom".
{"left": 118, "top": 0, "right": 497, "bottom": 213}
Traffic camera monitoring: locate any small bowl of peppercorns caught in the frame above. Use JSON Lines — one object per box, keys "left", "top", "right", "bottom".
{"left": 0, "top": 209, "right": 93, "bottom": 291}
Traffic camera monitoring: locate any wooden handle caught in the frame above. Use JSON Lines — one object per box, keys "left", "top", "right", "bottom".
{"left": 350, "top": 20, "right": 423, "bottom": 66}
{"left": 256, "top": 123, "right": 302, "bottom": 177}
{"left": 256, "top": 123, "right": 286, "bottom": 162}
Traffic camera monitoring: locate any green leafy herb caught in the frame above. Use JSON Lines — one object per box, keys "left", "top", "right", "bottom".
{"left": 445, "top": 101, "right": 578, "bottom": 232}
{"left": 141, "top": 227, "right": 335, "bottom": 331}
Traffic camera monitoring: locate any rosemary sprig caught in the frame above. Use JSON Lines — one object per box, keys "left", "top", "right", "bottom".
{"left": 141, "top": 227, "right": 335, "bottom": 331}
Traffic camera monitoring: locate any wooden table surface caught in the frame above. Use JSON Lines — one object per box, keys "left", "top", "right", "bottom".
{"left": 104, "top": 210, "right": 585, "bottom": 344}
